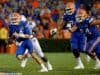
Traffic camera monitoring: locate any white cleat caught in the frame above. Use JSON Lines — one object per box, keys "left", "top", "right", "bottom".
{"left": 39, "top": 68, "right": 48, "bottom": 72}
{"left": 86, "top": 55, "right": 91, "bottom": 62}
{"left": 21, "top": 58, "right": 28, "bottom": 68}
{"left": 94, "top": 63, "right": 100, "bottom": 69}
{"left": 74, "top": 64, "right": 84, "bottom": 69}
{"left": 47, "top": 64, "right": 53, "bottom": 71}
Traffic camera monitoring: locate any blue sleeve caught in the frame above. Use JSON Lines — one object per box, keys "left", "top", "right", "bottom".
{"left": 20, "top": 21, "right": 31, "bottom": 35}
{"left": 20, "top": 21, "right": 27, "bottom": 26}
{"left": 86, "top": 17, "right": 94, "bottom": 24}
{"left": 88, "top": 17, "right": 94, "bottom": 24}
{"left": 8, "top": 25, "right": 13, "bottom": 37}
{"left": 75, "top": 22, "right": 79, "bottom": 27}
{"left": 63, "top": 14, "right": 67, "bottom": 21}
{"left": 24, "top": 26, "right": 31, "bottom": 35}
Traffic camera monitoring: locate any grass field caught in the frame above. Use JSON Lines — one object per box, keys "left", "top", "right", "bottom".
{"left": 0, "top": 53, "right": 100, "bottom": 75}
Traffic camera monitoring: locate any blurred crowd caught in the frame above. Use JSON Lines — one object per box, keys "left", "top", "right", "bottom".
{"left": 0, "top": 0, "right": 100, "bottom": 40}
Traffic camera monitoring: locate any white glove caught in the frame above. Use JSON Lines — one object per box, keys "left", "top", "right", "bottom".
{"left": 50, "top": 28, "right": 57, "bottom": 35}
{"left": 66, "top": 23, "right": 72, "bottom": 28}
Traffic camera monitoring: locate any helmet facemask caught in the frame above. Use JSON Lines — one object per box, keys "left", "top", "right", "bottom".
{"left": 65, "top": 2, "right": 76, "bottom": 15}
{"left": 9, "top": 13, "right": 21, "bottom": 25}
{"left": 76, "top": 9, "right": 88, "bottom": 22}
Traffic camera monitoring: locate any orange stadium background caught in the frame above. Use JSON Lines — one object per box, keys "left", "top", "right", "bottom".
{"left": 0, "top": 0, "right": 74, "bottom": 54}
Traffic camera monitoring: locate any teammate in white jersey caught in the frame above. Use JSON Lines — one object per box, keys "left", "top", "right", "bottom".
{"left": 21, "top": 17, "right": 53, "bottom": 71}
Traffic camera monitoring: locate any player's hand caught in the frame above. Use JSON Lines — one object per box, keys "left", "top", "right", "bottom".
{"left": 13, "top": 32, "right": 19, "bottom": 37}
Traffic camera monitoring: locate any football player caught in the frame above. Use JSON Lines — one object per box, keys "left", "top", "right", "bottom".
{"left": 59, "top": 2, "right": 85, "bottom": 69}
{"left": 75, "top": 8, "right": 100, "bottom": 69}
{"left": 8, "top": 12, "right": 48, "bottom": 72}
{"left": 20, "top": 16, "right": 53, "bottom": 71}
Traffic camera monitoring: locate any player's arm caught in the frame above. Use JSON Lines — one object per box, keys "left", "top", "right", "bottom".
{"left": 24, "top": 26, "right": 33, "bottom": 38}
{"left": 89, "top": 17, "right": 100, "bottom": 25}
{"left": 58, "top": 18, "right": 77, "bottom": 32}
{"left": 20, "top": 34, "right": 30, "bottom": 38}
{"left": 13, "top": 32, "right": 30, "bottom": 38}
{"left": 13, "top": 27, "right": 31, "bottom": 38}
{"left": 68, "top": 25, "right": 78, "bottom": 32}
{"left": 58, "top": 18, "right": 65, "bottom": 30}
{"left": 91, "top": 19, "right": 100, "bottom": 25}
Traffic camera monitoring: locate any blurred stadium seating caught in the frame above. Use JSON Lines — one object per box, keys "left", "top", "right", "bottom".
{"left": 0, "top": 0, "right": 99, "bottom": 53}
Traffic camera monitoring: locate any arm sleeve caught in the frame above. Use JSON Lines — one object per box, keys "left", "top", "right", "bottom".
{"left": 24, "top": 26, "right": 31, "bottom": 35}
{"left": 88, "top": 17, "right": 94, "bottom": 23}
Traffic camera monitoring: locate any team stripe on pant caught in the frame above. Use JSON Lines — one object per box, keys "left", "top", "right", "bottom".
{"left": 88, "top": 37, "right": 100, "bottom": 53}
